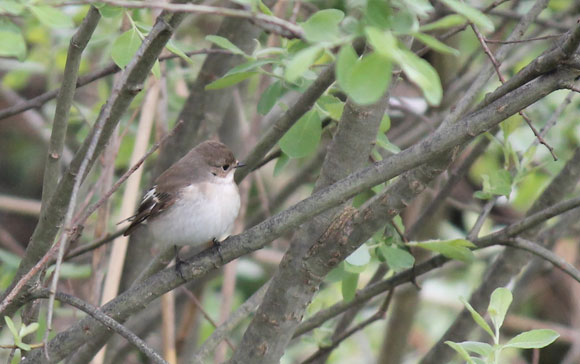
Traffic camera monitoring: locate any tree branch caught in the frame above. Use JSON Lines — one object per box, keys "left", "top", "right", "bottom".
{"left": 419, "top": 147, "right": 580, "bottom": 364}
{"left": 1, "top": 10, "right": 187, "bottom": 318}
{"left": 19, "top": 66, "right": 580, "bottom": 363}
{"left": 0, "top": 49, "right": 232, "bottom": 122}
{"left": 40, "top": 6, "right": 101, "bottom": 209}
{"left": 72, "top": 0, "right": 304, "bottom": 39}
{"left": 31, "top": 290, "right": 168, "bottom": 364}
{"left": 504, "top": 238, "right": 580, "bottom": 283}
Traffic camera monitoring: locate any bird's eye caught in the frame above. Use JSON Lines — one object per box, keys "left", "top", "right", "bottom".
{"left": 222, "top": 164, "right": 230, "bottom": 171}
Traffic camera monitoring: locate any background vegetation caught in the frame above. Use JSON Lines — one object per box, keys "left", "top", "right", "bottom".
{"left": 1, "top": 0, "right": 580, "bottom": 363}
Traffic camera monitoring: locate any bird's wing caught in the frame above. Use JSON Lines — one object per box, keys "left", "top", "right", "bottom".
{"left": 123, "top": 186, "right": 175, "bottom": 236}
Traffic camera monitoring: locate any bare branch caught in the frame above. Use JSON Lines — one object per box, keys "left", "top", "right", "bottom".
{"left": 66, "top": 0, "right": 305, "bottom": 39}
{"left": 32, "top": 290, "right": 168, "bottom": 364}
{"left": 504, "top": 238, "right": 580, "bottom": 283}
{"left": 41, "top": 6, "right": 101, "bottom": 208}
{"left": 0, "top": 49, "right": 232, "bottom": 122}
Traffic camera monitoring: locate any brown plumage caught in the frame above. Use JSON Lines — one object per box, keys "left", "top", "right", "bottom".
{"left": 123, "top": 141, "right": 239, "bottom": 237}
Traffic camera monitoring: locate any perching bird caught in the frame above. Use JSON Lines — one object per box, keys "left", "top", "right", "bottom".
{"left": 123, "top": 141, "right": 243, "bottom": 249}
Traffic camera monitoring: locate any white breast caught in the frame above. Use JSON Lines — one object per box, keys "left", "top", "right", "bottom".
{"left": 147, "top": 181, "right": 241, "bottom": 247}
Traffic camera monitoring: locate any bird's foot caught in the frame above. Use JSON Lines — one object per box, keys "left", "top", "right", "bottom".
{"left": 174, "top": 245, "right": 186, "bottom": 280}
{"left": 212, "top": 238, "right": 224, "bottom": 262}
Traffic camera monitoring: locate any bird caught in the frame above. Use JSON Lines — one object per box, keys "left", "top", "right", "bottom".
{"left": 123, "top": 141, "right": 244, "bottom": 250}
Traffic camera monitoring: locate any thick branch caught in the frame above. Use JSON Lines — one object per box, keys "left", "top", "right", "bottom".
{"left": 20, "top": 67, "right": 578, "bottom": 363}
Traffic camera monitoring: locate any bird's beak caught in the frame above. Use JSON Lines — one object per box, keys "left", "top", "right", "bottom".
{"left": 235, "top": 161, "right": 246, "bottom": 168}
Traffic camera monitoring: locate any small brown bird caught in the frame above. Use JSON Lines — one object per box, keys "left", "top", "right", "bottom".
{"left": 124, "top": 141, "right": 244, "bottom": 247}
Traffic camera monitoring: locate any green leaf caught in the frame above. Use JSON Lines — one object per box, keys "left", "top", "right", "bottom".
{"left": 258, "top": 81, "right": 285, "bottom": 115}
{"left": 376, "top": 132, "right": 400, "bottom": 153}
{"left": 29, "top": 5, "right": 75, "bottom": 28}
{"left": 379, "top": 114, "right": 391, "bottom": 132}
{"left": 165, "top": 40, "right": 194, "bottom": 65}
{"left": 458, "top": 341, "right": 493, "bottom": 357}
{"left": 151, "top": 60, "right": 161, "bottom": 79}
{"left": 206, "top": 35, "right": 246, "bottom": 55}
{"left": 273, "top": 152, "right": 289, "bottom": 176}
{"left": 111, "top": 29, "right": 141, "bottom": 69}
{"left": 93, "top": 3, "right": 122, "bottom": 18}
{"left": 413, "top": 32, "right": 459, "bottom": 56}
{"left": 411, "top": 239, "right": 476, "bottom": 262}
{"left": 365, "top": 0, "right": 391, "bottom": 28}
{"left": 392, "top": 9, "right": 419, "bottom": 34}
{"left": 0, "top": 0, "right": 25, "bottom": 15}
{"left": 460, "top": 297, "right": 495, "bottom": 339}
{"left": 302, "top": 9, "right": 344, "bottom": 43}
{"left": 378, "top": 246, "right": 415, "bottom": 272}
{"left": 404, "top": 0, "right": 434, "bottom": 18}
{"left": 285, "top": 46, "right": 322, "bottom": 83}
{"left": 341, "top": 272, "right": 359, "bottom": 302}
{"left": 16, "top": 340, "right": 31, "bottom": 351}
{"left": 488, "top": 287, "right": 512, "bottom": 333}
{"left": 365, "top": 27, "right": 398, "bottom": 58}
{"left": 340, "top": 52, "right": 392, "bottom": 105}
{"left": 441, "top": 0, "right": 494, "bottom": 32}
{"left": 480, "top": 169, "right": 512, "bottom": 198}
{"left": 420, "top": 14, "right": 466, "bottom": 31}
{"left": 366, "top": 29, "right": 442, "bottom": 105}
{"left": 4, "top": 316, "right": 18, "bottom": 337}
{"left": 258, "top": 0, "right": 273, "bottom": 15}
{"left": 504, "top": 329, "right": 559, "bottom": 349}
{"left": 19, "top": 322, "right": 39, "bottom": 338}
{"left": 345, "top": 245, "right": 371, "bottom": 266}
{"left": 0, "top": 18, "right": 26, "bottom": 60}
{"left": 336, "top": 44, "right": 358, "bottom": 87}
{"left": 324, "top": 101, "right": 344, "bottom": 121}
{"left": 227, "top": 59, "right": 275, "bottom": 75}
{"left": 445, "top": 341, "right": 477, "bottom": 364}
{"left": 279, "top": 110, "right": 322, "bottom": 158}
{"left": 205, "top": 72, "right": 258, "bottom": 90}
{"left": 396, "top": 49, "right": 442, "bottom": 106}
{"left": 317, "top": 95, "right": 345, "bottom": 121}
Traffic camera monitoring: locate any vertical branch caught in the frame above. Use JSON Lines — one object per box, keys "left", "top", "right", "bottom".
{"left": 1, "top": 10, "right": 186, "bottom": 317}
{"left": 41, "top": 6, "right": 101, "bottom": 208}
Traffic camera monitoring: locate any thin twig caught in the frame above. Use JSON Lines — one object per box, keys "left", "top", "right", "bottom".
{"left": 43, "top": 67, "right": 112, "bottom": 357}
{"left": 180, "top": 288, "right": 236, "bottom": 351}
{"left": 192, "top": 281, "right": 270, "bottom": 362}
{"left": 301, "top": 289, "right": 395, "bottom": 364}
{"left": 64, "top": 0, "right": 305, "bottom": 39}
{"left": 467, "top": 197, "right": 497, "bottom": 241}
{"left": 484, "top": 34, "right": 562, "bottom": 43}
{"left": 33, "top": 290, "right": 168, "bottom": 364}
{"left": 294, "top": 195, "right": 580, "bottom": 336}
{"left": 63, "top": 229, "right": 124, "bottom": 261}
{"left": 0, "top": 195, "right": 42, "bottom": 217}
{"left": 0, "top": 49, "right": 232, "bottom": 122}
{"left": 471, "top": 22, "right": 558, "bottom": 160}
{"left": 503, "top": 237, "right": 580, "bottom": 283}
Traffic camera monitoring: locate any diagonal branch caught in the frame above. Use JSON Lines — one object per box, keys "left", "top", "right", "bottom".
{"left": 31, "top": 290, "right": 168, "bottom": 364}
{"left": 19, "top": 65, "right": 579, "bottom": 364}
{"left": 504, "top": 238, "right": 580, "bottom": 283}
